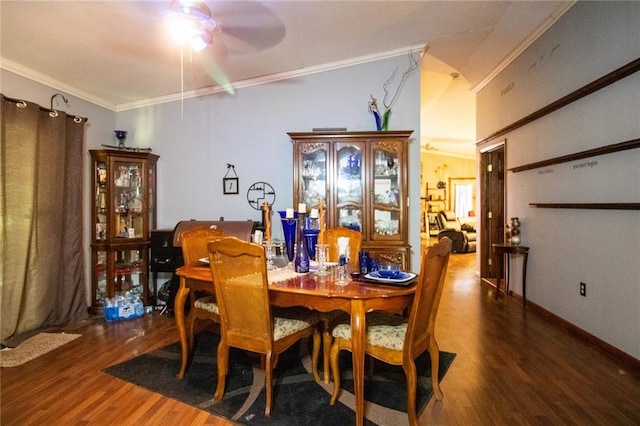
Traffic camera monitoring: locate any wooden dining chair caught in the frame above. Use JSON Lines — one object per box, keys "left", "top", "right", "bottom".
{"left": 316, "top": 226, "right": 363, "bottom": 381}
{"left": 207, "top": 237, "right": 322, "bottom": 417}
{"left": 178, "top": 225, "right": 225, "bottom": 378}
{"left": 329, "top": 237, "right": 453, "bottom": 426}
{"left": 319, "top": 226, "right": 362, "bottom": 265}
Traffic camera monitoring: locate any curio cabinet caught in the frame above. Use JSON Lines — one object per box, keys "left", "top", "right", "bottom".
{"left": 89, "top": 149, "right": 159, "bottom": 314}
{"left": 290, "top": 131, "right": 412, "bottom": 269}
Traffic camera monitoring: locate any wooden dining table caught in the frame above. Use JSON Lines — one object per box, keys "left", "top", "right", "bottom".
{"left": 175, "top": 264, "right": 417, "bottom": 426}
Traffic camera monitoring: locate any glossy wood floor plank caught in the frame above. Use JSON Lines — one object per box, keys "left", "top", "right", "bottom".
{"left": 2, "top": 252, "right": 639, "bottom": 425}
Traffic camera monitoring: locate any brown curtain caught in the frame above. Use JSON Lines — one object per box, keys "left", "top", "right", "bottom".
{"left": 1, "top": 94, "right": 88, "bottom": 344}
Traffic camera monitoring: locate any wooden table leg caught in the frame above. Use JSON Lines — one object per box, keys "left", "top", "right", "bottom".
{"left": 175, "top": 278, "right": 190, "bottom": 378}
{"left": 495, "top": 249, "right": 503, "bottom": 300}
{"left": 522, "top": 250, "right": 529, "bottom": 306}
{"left": 505, "top": 253, "right": 511, "bottom": 296}
{"left": 351, "top": 300, "right": 366, "bottom": 426}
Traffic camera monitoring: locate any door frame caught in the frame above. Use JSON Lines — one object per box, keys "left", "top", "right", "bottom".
{"left": 478, "top": 140, "right": 506, "bottom": 282}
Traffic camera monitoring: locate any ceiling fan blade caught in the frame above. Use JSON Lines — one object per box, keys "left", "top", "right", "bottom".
{"left": 210, "top": 0, "right": 286, "bottom": 54}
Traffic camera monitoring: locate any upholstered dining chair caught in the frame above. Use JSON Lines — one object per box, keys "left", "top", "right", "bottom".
{"left": 329, "top": 237, "right": 453, "bottom": 426}
{"left": 178, "top": 225, "right": 225, "bottom": 378}
{"left": 207, "top": 237, "right": 322, "bottom": 417}
{"left": 317, "top": 226, "right": 363, "bottom": 381}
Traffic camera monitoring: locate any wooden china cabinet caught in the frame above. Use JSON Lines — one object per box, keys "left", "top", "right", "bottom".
{"left": 89, "top": 149, "right": 159, "bottom": 314}
{"left": 289, "top": 130, "right": 413, "bottom": 269}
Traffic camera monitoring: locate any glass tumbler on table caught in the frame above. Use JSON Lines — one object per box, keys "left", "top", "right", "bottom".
{"left": 315, "top": 243, "right": 329, "bottom": 275}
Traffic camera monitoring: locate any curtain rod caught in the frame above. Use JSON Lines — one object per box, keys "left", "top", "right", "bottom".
{"left": 1, "top": 93, "right": 88, "bottom": 123}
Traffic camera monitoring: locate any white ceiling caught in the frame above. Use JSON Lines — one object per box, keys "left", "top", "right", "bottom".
{"left": 1, "top": 1, "right": 574, "bottom": 157}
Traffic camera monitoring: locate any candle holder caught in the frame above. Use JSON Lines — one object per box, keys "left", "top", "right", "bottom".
{"left": 303, "top": 229, "right": 320, "bottom": 260}
{"left": 278, "top": 210, "right": 299, "bottom": 263}
{"left": 263, "top": 240, "right": 285, "bottom": 270}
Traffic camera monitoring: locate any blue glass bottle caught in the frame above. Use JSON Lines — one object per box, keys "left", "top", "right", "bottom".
{"left": 294, "top": 214, "right": 310, "bottom": 273}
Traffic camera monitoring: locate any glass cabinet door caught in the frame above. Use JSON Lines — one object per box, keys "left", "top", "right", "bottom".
{"left": 147, "top": 161, "right": 156, "bottom": 232}
{"left": 93, "top": 246, "right": 149, "bottom": 307}
{"left": 95, "top": 161, "right": 108, "bottom": 241}
{"left": 112, "top": 159, "right": 145, "bottom": 240}
{"left": 371, "top": 141, "right": 403, "bottom": 240}
{"left": 335, "top": 142, "right": 365, "bottom": 231}
{"left": 299, "top": 143, "right": 328, "bottom": 208}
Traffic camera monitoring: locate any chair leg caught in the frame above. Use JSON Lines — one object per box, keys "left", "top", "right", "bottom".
{"left": 329, "top": 339, "right": 341, "bottom": 405}
{"left": 214, "top": 341, "right": 229, "bottom": 401}
{"left": 178, "top": 310, "right": 197, "bottom": 379}
{"left": 428, "top": 338, "right": 443, "bottom": 400}
{"left": 403, "top": 359, "right": 419, "bottom": 426}
{"left": 264, "top": 351, "right": 274, "bottom": 417}
{"left": 187, "top": 311, "right": 197, "bottom": 350}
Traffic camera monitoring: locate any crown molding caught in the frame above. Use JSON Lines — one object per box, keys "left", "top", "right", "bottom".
{"left": 1, "top": 58, "right": 116, "bottom": 111}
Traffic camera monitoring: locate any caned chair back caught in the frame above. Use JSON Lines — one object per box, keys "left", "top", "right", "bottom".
{"left": 207, "top": 237, "right": 273, "bottom": 351}
{"left": 181, "top": 226, "right": 225, "bottom": 267}
{"left": 405, "top": 237, "right": 452, "bottom": 351}
{"left": 319, "top": 227, "right": 362, "bottom": 264}
{"left": 207, "top": 236, "right": 321, "bottom": 417}
{"left": 328, "top": 236, "right": 452, "bottom": 425}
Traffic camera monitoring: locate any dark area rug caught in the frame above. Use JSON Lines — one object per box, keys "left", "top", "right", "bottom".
{"left": 104, "top": 332, "right": 455, "bottom": 425}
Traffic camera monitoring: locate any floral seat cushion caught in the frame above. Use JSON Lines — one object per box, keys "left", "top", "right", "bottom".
{"left": 272, "top": 306, "right": 320, "bottom": 341}
{"left": 331, "top": 311, "right": 408, "bottom": 350}
{"left": 194, "top": 296, "right": 219, "bottom": 314}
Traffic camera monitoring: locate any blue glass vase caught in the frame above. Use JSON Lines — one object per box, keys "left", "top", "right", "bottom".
{"left": 278, "top": 211, "right": 299, "bottom": 262}
{"left": 372, "top": 109, "right": 391, "bottom": 131}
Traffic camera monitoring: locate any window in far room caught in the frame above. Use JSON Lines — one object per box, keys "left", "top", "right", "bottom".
{"left": 450, "top": 178, "right": 476, "bottom": 218}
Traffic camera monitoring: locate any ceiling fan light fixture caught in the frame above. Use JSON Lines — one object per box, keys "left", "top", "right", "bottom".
{"left": 190, "top": 28, "right": 213, "bottom": 52}
{"left": 170, "top": 0, "right": 212, "bottom": 21}
{"left": 164, "top": 0, "right": 217, "bottom": 50}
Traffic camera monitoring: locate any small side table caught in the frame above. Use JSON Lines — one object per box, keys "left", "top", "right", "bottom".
{"left": 492, "top": 244, "right": 530, "bottom": 305}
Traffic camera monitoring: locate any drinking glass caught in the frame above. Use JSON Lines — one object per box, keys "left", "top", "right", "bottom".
{"left": 315, "top": 243, "right": 329, "bottom": 275}
{"left": 264, "top": 240, "right": 276, "bottom": 270}
{"left": 336, "top": 240, "right": 350, "bottom": 284}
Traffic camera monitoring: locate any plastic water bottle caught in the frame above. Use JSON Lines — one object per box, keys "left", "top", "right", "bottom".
{"left": 134, "top": 295, "right": 144, "bottom": 317}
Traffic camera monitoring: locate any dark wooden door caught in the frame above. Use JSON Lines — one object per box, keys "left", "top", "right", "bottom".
{"left": 480, "top": 145, "right": 505, "bottom": 279}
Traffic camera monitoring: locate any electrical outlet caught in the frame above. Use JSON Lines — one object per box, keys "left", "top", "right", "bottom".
{"left": 580, "top": 282, "right": 587, "bottom": 297}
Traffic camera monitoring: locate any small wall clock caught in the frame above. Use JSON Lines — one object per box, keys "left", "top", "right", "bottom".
{"left": 247, "top": 181, "right": 276, "bottom": 210}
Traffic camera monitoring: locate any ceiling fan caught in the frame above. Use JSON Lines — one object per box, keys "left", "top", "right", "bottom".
{"left": 159, "top": 0, "right": 286, "bottom": 95}
{"left": 163, "top": 1, "right": 217, "bottom": 52}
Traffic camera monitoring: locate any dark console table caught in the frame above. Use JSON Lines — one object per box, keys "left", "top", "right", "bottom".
{"left": 492, "top": 244, "right": 530, "bottom": 306}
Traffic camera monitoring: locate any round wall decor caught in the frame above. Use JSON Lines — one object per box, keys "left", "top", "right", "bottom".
{"left": 247, "top": 181, "right": 276, "bottom": 210}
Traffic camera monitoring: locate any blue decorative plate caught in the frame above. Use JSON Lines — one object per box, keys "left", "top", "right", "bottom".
{"left": 364, "top": 271, "right": 417, "bottom": 284}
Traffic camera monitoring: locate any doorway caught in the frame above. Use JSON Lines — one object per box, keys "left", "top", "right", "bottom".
{"left": 479, "top": 143, "right": 505, "bottom": 282}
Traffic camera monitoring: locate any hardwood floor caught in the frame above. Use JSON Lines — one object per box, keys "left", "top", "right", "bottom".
{"left": 2, "top": 252, "right": 639, "bottom": 425}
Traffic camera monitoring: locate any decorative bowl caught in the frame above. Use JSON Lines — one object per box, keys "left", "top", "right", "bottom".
{"left": 377, "top": 262, "right": 402, "bottom": 279}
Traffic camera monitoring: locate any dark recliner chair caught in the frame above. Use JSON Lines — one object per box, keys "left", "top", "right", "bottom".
{"left": 436, "top": 211, "right": 476, "bottom": 253}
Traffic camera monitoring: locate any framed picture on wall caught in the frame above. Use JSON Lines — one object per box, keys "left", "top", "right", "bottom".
{"left": 223, "top": 177, "right": 239, "bottom": 194}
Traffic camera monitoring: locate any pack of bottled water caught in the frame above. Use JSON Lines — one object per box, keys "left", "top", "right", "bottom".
{"left": 103, "top": 291, "right": 144, "bottom": 322}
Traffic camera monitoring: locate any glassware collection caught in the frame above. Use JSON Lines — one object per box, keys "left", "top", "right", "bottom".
{"left": 268, "top": 201, "right": 400, "bottom": 281}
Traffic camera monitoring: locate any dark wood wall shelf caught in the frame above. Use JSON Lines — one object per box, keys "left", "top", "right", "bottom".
{"left": 509, "top": 138, "right": 640, "bottom": 173}
{"left": 529, "top": 203, "right": 640, "bottom": 210}
{"left": 476, "top": 58, "right": 640, "bottom": 147}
